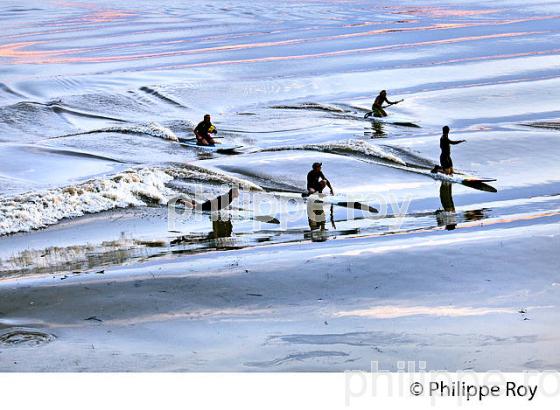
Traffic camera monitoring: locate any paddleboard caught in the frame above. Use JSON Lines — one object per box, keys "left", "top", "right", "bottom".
{"left": 274, "top": 192, "right": 378, "bottom": 213}
{"left": 363, "top": 111, "right": 420, "bottom": 128}
{"left": 427, "top": 169, "right": 497, "bottom": 192}
{"left": 364, "top": 115, "right": 420, "bottom": 128}
{"left": 170, "top": 202, "right": 280, "bottom": 224}
{"left": 347, "top": 153, "right": 498, "bottom": 193}
{"left": 179, "top": 141, "right": 242, "bottom": 153}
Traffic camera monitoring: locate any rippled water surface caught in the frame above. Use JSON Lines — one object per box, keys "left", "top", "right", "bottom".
{"left": 0, "top": 0, "right": 559, "bottom": 371}
{"left": 1, "top": 0, "right": 559, "bottom": 257}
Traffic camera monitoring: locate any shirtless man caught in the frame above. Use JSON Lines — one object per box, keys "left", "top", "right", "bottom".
{"left": 368, "top": 90, "right": 403, "bottom": 118}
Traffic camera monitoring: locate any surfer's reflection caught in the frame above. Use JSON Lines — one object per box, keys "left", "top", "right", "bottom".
{"left": 210, "top": 217, "right": 233, "bottom": 239}
{"left": 436, "top": 182, "right": 487, "bottom": 230}
{"left": 436, "top": 182, "right": 457, "bottom": 230}
{"left": 306, "top": 200, "right": 335, "bottom": 242}
{"left": 365, "top": 120, "right": 386, "bottom": 138}
{"left": 170, "top": 188, "right": 238, "bottom": 247}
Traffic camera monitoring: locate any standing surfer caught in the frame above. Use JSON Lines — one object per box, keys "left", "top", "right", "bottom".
{"left": 433, "top": 126, "right": 465, "bottom": 175}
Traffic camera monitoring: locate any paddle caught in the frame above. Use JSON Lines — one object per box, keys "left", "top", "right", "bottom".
{"left": 364, "top": 99, "right": 404, "bottom": 118}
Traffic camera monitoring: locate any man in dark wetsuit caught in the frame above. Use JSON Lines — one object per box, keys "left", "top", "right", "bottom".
{"left": 369, "top": 90, "right": 403, "bottom": 118}
{"left": 194, "top": 114, "right": 217, "bottom": 146}
{"left": 436, "top": 126, "right": 465, "bottom": 175}
{"left": 306, "top": 162, "right": 334, "bottom": 195}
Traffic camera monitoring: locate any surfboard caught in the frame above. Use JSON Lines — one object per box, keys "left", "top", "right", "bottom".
{"left": 170, "top": 202, "right": 280, "bottom": 224}
{"left": 363, "top": 112, "right": 420, "bottom": 128}
{"left": 179, "top": 141, "right": 242, "bottom": 153}
{"left": 306, "top": 194, "right": 378, "bottom": 213}
{"left": 426, "top": 170, "right": 497, "bottom": 192}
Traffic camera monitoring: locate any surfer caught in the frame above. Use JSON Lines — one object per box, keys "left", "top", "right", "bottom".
{"left": 432, "top": 126, "right": 465, "bottom": 175}
{"left": 307, "top": 162, "right": 334, "bottom": 195}
{"left": 194, "top": 114, "right": 217, "bottom": 146}
{"left": 367, "top": 90, "right": 403, "bottom": 118}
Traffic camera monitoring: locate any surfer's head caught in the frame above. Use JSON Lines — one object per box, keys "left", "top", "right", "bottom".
{"left": 204, "top": 114, "right": 211, "bottom": 123}
{"left": 312, "top": 162, "right": 322, "bottom": 171}
{"left": 442, "top": 125, "right": 450, "bottom": 134}
{"left": 380, "top": 90, "right": 387, "bottom": 96}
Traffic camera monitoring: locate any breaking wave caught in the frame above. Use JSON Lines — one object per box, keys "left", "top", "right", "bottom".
{"left": 167, "top": 163, "right": 264, "bottom": 192}
{"left": 0, "top": 164, "right": 262, "bottom": 236}
{"left": 51, "top": 121, "right": 180, "bottom": 141}
{"left": 0, "top": 168, "right": 174, "bottom": 236}
{"left": 263, "top": 139, "right": 407, "bottom": 165}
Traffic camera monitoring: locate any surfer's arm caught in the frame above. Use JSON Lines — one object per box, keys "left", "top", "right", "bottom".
{"left": 449, "top": 139, "right": 465, "bottom": 144}
{"left": 386, "top": 97, "right": 404, "bottom": 105}
{"left": 323, "top": 174, "right": 334, "bottom": 194}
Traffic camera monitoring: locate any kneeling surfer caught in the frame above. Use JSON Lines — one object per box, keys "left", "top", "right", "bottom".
{"left": 194, "top": 114, "right": 217, "bottom": 146}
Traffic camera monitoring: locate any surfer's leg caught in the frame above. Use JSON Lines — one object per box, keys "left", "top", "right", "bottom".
{"left": 195, "top": 132, "right": 207, "bottom": 145}
{"left": 440, "top": 155, "right": 453, "bottom": 173}
{"left": 372, "top": 106, "right": 386, "bottom": 118}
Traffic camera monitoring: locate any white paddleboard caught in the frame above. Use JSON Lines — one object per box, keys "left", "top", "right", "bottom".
{"left": 274, "top": 192, "right": 378, "bottom": 213}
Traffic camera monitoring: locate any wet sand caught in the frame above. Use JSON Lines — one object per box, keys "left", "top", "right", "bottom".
{"left": 1, "top": 207, "right": 559, "bottom": 371}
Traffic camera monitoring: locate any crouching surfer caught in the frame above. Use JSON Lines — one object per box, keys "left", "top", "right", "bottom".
{"left": 194, "top": 114, "right": 218, "bottom": 146}
{"left": 306, "top": 162, "right": 334, "bottom": 196}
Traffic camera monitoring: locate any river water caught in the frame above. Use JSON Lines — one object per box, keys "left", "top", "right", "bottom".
{"left": 0, "top": 0, "right": 559, "bottom": 371}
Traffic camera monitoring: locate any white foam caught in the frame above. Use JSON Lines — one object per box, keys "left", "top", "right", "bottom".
{"left": 0, "top": 168, "right": 175, "bottom": 236}
{"left": 109, "top": 122, "right": 179, "bottom": 141}
{"left": 306, "top": 140, "right": 406, "bottom": 165}
{"left": 0, "top": 163, "right": 263, "bottom": 236}
{"left": 59, "top": 121, "right": 180, "bottom": 142}
{"left": 168, "top": 163, "right": 264, "bottom": 191}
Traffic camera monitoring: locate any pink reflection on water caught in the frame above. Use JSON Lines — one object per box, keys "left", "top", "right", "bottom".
{"left": 161, "top": 31, "right": 545, "bottom": 70}
{"left": 0, "top": 29, "right": 548, "bottom": 67}
{"left": 385, "top": 5, "right": 501, "bottom": 18}
{"left": 0, "top": 6, "right": 557, "bottom": 68}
